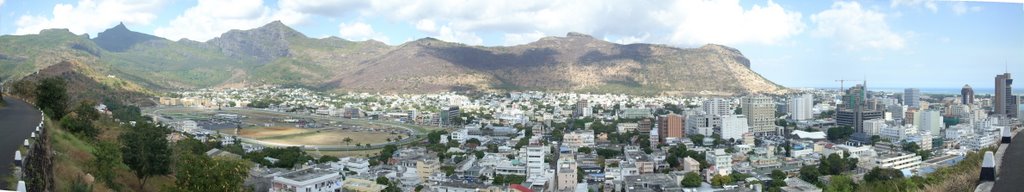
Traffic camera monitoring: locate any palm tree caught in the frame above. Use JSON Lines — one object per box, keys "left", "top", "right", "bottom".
{"left": 343, "top": 137, "right": 353, "bottom": 145}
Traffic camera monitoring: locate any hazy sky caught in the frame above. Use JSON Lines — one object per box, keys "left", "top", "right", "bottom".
{"left": 1, "top": 0, "right": 1022, "bottom": 89}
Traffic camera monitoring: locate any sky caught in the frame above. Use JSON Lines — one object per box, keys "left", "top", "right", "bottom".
{"left": 0, "top": 0, "right": 1022, "bottom": 89}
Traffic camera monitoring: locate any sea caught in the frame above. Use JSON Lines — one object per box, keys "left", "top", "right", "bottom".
{"left": 810, "top": 87, "right": 1024, "bottom": 95}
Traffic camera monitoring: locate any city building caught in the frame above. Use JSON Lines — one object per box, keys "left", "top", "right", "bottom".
{"left": 270, "top": 168, "right": 343, "bottom": 192}
{"left": 574, "top": 99, "right": 590, "bottom": 118}
{"left": 962, "top": 84, "right": 975, "bottom": 105}
{"left": 789, "top": 94, "right": 814, "bottom": 121}
{"left": 525, "top": 141, "right": 548, "bottom": 180}
{"left": 863, "top": 119, "right": 885, "bottom": 136}
{"left": 874, "top": 153, "right": 922, "bottom": 171}
{"left": 913, "top": 110, "right": 943, "bottom": 137}
{"left": 703, "top": 98, "right": 732, "bottom": 116}
{"left": 706, "top": 148, "right": 733, "bottom": 176}
{"left": 719, "top": 115, "right": 750, "bottom": 140}
{"left": 556, "top": 156, "right": 578, "bottom": 191}
{"left": 904, "top": 88, "right": 921, "bottom": 108}
{"left": 416, "top": 159, "right": 440, "bottom": 182}
{"left": 742, "top": 95, "right": 776, "bottom": 136}
{"left": 342, "top": 178, "right": 386, "bottom": 192}
{"left": 995, "top": 73, "right": 1017, "bottom": 118}
{"left": 837, "top": 84, "right": 883, "bottom": 136}
{"left": 658, "top": 114, "right": 685, "bottom": 142}
{"left": 563, "top": 130, "right": 595, "bottom": 150}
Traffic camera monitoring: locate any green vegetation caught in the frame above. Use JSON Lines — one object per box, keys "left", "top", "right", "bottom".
{"left": 37, "top": 77, "right": 69, "bottom": 119}
{"left": 120, "top": 121, "right": 173, "bottom": 190}
{"left": 169, "top": 153, "right": 250, "bottom": 192}
{"left": 826, "top": 126, "right": 855, "bottom": 141}
{"left": 492, "top": 174, "right": 527, "bottom": 185}
{"left": 681, "top": 172, "right": 702, "bottom": 187}
{"left": 818, "top": 153, "right": 858, "bottom": 175}
{"left": 245, "top": 147, "right": 314, "bottom": 168}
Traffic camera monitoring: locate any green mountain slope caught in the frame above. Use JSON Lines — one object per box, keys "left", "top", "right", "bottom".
{"left": 0, "top": 21, "right": 788, "bottom": 95}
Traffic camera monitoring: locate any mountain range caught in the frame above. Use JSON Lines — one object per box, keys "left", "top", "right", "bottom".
{"left": 0, "top": 21, "right": 788, "bottom": 96}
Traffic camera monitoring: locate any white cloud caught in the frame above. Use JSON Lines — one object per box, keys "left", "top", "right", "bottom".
{"left": 952, "top": 2, "right": 984, "bottom": 15}
{"left": 437, "top": 24, "right": 482, "bottom": 45}
{"left": 811, "top": 1, "right": 906, "bottom": 50}
{"left": 656, "top": 0, "right": 805, "bottom": 45}
{"left": 504, "top": 31, "right": 546, "bottom": 45}
{"left": 154, "top": 0, "right": 307, "bottom": 41}
{"left": 891, "top": 0, "right": 939, "bottom": 13}
{"left": 338, "top": 22, "right": 390, "bottom": 43}
{"left": 14, "top": 0, "right": 165, "bottom": 36}
{"left": 0, "top": 0, "right": 5, "bottom": 9}
{"left": 415, "top": 19, "right": 437, "bottom": 33}
{"left": 278, "top": 0, "right": 805, "bottom": 46}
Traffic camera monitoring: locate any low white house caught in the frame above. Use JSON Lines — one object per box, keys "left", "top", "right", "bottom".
{"left": 270, "top": 168, "right": 343, "bottom": 192}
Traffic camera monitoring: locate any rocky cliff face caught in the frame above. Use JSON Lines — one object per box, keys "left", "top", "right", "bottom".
{"left": 0, "top": 21, "right": 789, "bottom": 96}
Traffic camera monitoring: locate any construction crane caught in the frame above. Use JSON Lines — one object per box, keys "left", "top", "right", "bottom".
{"left": 835, "top": 79, "right": 857, "bottom": 93}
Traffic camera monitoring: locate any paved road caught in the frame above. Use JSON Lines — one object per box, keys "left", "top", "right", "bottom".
{"left": 0, "top": 98, "right": 42, "bottom": 184}
{"left": 993, "top": 130, "right": 1024, "bottom": 192}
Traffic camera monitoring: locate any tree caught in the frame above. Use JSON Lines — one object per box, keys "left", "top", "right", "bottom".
{"left": 74, "top": 100, "right": 101, "bottom": 120}
{"left": 826, "top": 126, "right": 855, "bottom": 141}
{"left": 824, "top": 175, "right": 856, "bottom": 192}
{"left": 681, "top": 172, "right": 702, "bottom": 188}
{"left": 474, "top": 151, "right": 485, "bottom": 159}
{"left": 770, "top": 169, "right": 787, "bottom": 188}
{"left": 799, "top": 165, "right": 820, "bottom": 184}
{"left": 466, "top": 138, "right": 482, "bottom": 146}
{"left": 818, "top": 153, "right": 857, "bottom": 175}
{"left": 121, "top": 122, "right": 172, "bottom": 190}
{"left": 711, "top": 174, "right": 733, "bottom": 187}
{"left": 688, "top": 134, "right": 706, "bottom": 146}
{"left": 36, "top": 77, "right": 68, "bottom": 119}
{"left": 864, "top": 167, "right": 903, "bottom": 182}
{"left": 91, "top": 141, "right": 123, "bottom": 190}
{"left": 427, "top": 131, "right": 447, "bottom": 144}
{"left": 343, "top": 137, "right": 353, "bottom": 145}
{"left": 60, "top": 112, "right": 98, "bottom": 138}
{"left": 595, "top": 148, "right": 622, "bottom": 159}
{"left": 577, "top": 147, "right": 592, "bottom": 154}
{"left": 376, "top": 176, "right": 391, "bottom": 185}
{"left": 171, "top": 153, "right": 250, "bottom": 192}
{"left": 730, "top": 173, "right": 752, "bottom": 182}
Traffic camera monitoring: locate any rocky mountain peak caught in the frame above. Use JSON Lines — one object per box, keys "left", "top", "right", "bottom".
{"left": 207, "top": 21, "right": 306, "bottom": 62}
{"left": 92, "top": 22, "right": 164, "bottom": 52}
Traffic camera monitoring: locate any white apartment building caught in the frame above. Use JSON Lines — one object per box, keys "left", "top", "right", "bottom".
{"left": 270, "top": 168, "right": 342, "bottom": 192}
{"left": 686, "top": 114, "right": 720, "bottom": 136}
{"left": 913, "top": 110, "right": 943, "bottom": 137}
{"left": 563, "top": 130, "right": 595, "bottom": 150}
{"left": 719, "top": 115, "right": 749, "bottom": 140}
{"left": 703, "top": 98, "right": 732, "bottom": 116}
{"left": 789, "top": 94, "right": 814, "bottom": 121}
{"left": 525, "top": 142, "right": 548, "bottom": 180}
{"left": 880, "top": 124, "right": 917, "bottom": 142}
{"left": 874, "top": 153, "right": 922, "bottom": 171}
{"left": 706, "top": 149, "right": 733, "bottom": 176}
{"left": 863, "top": 119, "right": 885, "bottom": 136}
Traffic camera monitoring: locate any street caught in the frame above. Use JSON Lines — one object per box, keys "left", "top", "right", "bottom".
{"left": 0, "top": 97, "right": 42, "bottom": 188}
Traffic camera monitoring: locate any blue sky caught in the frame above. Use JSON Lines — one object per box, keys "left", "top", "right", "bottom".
{"left": 1, "top": 0, "right": 1022, "bottom": 89}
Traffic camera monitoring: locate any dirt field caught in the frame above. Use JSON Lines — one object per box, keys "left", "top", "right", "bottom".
{"left": 316, "top": 149, "right": 383, "bottom": 158}
{"left": 237, "top": 126, "right": 312, "bottom": 138}
{"left": 261, "top": 130, "right": 399, "bottom": 145}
